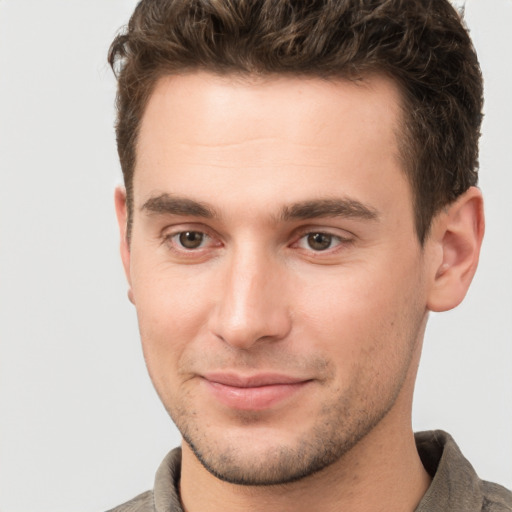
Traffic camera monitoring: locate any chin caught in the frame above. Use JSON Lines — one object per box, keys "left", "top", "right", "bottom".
{"left": 178, "top": 408, "right": 383, "bottom": 486}
{"left": 182, "top": 433, "right": 339, "bottom": 485}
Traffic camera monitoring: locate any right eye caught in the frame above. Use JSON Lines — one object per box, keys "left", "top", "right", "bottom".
{"left": 174, "top": 231, "right": 208, "bottom": 250}
{"left": 161, "top": 228, "right": 223, "bottom": 260}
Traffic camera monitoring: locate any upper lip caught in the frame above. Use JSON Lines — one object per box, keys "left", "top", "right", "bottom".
{"left": 202, "top": 372, "right": 310, "bottom": 388}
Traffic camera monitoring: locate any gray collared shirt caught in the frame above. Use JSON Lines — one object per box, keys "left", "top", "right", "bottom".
{"left": 107, "top": 430, "right": 512, "bottom": 511}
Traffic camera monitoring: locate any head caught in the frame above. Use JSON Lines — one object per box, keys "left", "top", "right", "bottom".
{"left": 109, "top": 0, "right": 483, "bottom": 244}
{"left": 109, "top": 0, "right": 484, "bottom": 488}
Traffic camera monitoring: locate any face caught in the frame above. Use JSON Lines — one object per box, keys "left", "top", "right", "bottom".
{"left": 119, "top": 72, "right": 432, "bottom": 485}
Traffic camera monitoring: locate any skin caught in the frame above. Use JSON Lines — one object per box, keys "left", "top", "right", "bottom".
{"left": 115, "top": 72, "right": 484, "bottom": 512}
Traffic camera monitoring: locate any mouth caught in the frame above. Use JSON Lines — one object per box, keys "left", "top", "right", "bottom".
{"left": 201, "top": 372, "right": 313, "bottom": 411}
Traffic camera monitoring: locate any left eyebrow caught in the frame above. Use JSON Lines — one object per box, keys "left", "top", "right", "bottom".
{"left": 280, "top": 198, "right": 379, "bottom": 222}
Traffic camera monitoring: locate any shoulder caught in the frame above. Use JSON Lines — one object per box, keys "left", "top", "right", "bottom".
{"left": 415, "top": 430, "right": 512, "bottom": 512}
{"left": 106, "top": 490, "right": 154, "bottom": 512}
{"left": 105, "top": 447, "right": 183, "bottom": 512}
{"left": 481, "top": 481, "right": 512, "bottom": 512}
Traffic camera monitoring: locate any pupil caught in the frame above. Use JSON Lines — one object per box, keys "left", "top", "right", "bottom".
{"left": 179, "top": 231, "right": 203, "bottom": 249}
{"left": 308, "top": 233, "right": 331, "bottom": 251}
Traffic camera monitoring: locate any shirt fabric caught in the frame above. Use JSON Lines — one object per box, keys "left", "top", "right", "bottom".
{"left": 107, "top": 430, "right": 512, "bottom": 511}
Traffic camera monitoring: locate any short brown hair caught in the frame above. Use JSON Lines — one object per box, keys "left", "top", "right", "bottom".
{"left": 109, "top": 0, "right": 483, "bottom": 242}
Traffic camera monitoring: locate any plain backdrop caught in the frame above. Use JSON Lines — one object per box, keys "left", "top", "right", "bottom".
{"left": 0, "top": 1, "right": 511, "bottom": 511}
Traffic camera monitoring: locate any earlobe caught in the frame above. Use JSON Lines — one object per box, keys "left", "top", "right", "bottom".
{"left": 427, "top": 187, "right": 485, "bottom": 312}
{"left": 114, "top": 187, "right": 133, "bottom": 299}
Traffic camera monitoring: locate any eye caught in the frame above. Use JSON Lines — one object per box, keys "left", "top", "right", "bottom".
{"left": 173, "top": 231, "right": 208, "bottom": 249}
{"left": 296, "top": 232, "right": 346, "bottom": 252}
{"left": 306, "top": 233, "right": 334, "bottom": 251}
{"left": 161, "top": 227, "right": 222, "bottom": 261}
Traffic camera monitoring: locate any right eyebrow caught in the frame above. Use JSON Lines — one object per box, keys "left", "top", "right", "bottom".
{"left": 140, "top": 193, "right": 216, "bottom": 218}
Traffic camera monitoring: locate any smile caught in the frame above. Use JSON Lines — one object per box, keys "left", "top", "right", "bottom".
{"left": 201, "top": 373, "right": 312, "bottom": 411}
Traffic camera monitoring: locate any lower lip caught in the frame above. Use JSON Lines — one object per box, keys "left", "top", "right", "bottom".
{"left": 204, "top": 380, "right": 310, "bottom": 411}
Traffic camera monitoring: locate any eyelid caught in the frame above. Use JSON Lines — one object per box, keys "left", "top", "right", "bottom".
{"left": 296, "top": 233, "right": 345, "bottom": 250}
{"left": 158, "top": 223, "right": 354, "bottom": 255}
{"left": 160, "top": 223, "right": 223, "bottom": 251}
{"left": 169, "top": 231, "right": 210, "bottom": 250}
{"left": 291, "top": 224, "right": 355, "bottom": 241}
{"left": 290, "top": 226, "right": 356, "bottom": 255}
{"left": 161, "top": 222, "right": 215, "bottom": 238}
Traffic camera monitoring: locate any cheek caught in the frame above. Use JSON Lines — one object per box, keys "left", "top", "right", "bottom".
{"left": 293, "top": 259, "right": 425, "bottom": 373}
{"left": 131, "top": 262, "right": 215, "bottom": 382}
{"left": 294, "top": 264, "right": 394, "bottom": 328}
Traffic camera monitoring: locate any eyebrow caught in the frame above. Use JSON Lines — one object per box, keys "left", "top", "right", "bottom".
{"left": 141, "top": 193, "right": 378, "bottom": 222}
{"left": 280, "top": 198, "right": 379, "bottom": 221}
{"left": 141, "top": 194, "right": 216, "bottom": 218}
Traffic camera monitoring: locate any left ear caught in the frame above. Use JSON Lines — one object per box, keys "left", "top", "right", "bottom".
{"left": 427, "top": 186, "right": 485, "bottom": 312}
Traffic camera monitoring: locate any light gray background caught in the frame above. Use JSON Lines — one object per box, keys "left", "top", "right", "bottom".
{"left": 0, "top": 1, "right": 510, "bottom": 511}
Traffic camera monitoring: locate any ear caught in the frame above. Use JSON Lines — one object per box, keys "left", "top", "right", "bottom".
{"left": 427, "top": 187, "right": 485, "bottom": 312}
{"left": 114, "top": 187, "right": 135, "bottom": 304}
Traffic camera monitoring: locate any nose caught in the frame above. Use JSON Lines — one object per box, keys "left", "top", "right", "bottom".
{"left": 208, "top": 245, "right": 292, "bottom": 350}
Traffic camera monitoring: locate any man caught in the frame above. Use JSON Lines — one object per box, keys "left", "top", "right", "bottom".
{"left": 107, "top": 0, "right": 512, "bottom": 510}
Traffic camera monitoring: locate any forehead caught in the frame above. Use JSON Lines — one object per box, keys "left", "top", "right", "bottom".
{"left": 138, "top": 71, "right": 403, "bottom": 151}
{"left": 134, "top": 71, "right": 410, "bottom": 218}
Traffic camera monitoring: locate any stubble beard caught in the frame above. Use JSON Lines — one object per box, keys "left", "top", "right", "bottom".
{"left": 157, "top": 306, "right": 425, "bottom": 487}
{"left": 169, "top": 376, "right": 407, "bottom": 486}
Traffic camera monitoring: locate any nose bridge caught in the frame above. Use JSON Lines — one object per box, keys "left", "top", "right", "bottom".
{"left": 210, "top": 240, "right": 291, "bottom": 349}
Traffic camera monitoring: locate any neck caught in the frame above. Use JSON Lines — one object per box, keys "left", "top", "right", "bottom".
{"left": 179, "top": 411, "right": 431, "bottom": 512}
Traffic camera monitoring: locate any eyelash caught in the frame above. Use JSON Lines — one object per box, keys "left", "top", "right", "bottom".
{"left": 163, "top": 230, "right": 216, "bottom": 252}
{"left": 294, "top": 232, "right": 350, "bottom": 252}
{"left": 161, "top": 227, "right": 353, "bottom": 256}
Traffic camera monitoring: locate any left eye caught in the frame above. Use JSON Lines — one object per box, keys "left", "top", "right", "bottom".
{"left": 174, "top": 231, "right": 208, "bottom": 249}
{"left": 298, "top": 232, "right": 341, "bottom": 251}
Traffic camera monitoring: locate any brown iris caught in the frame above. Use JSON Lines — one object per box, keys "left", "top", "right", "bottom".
{"left": 307, "top": 233, "right": 333, "bottom": 251}
{"left": 179, "top": 231, "right": 204, "bottom": 249}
